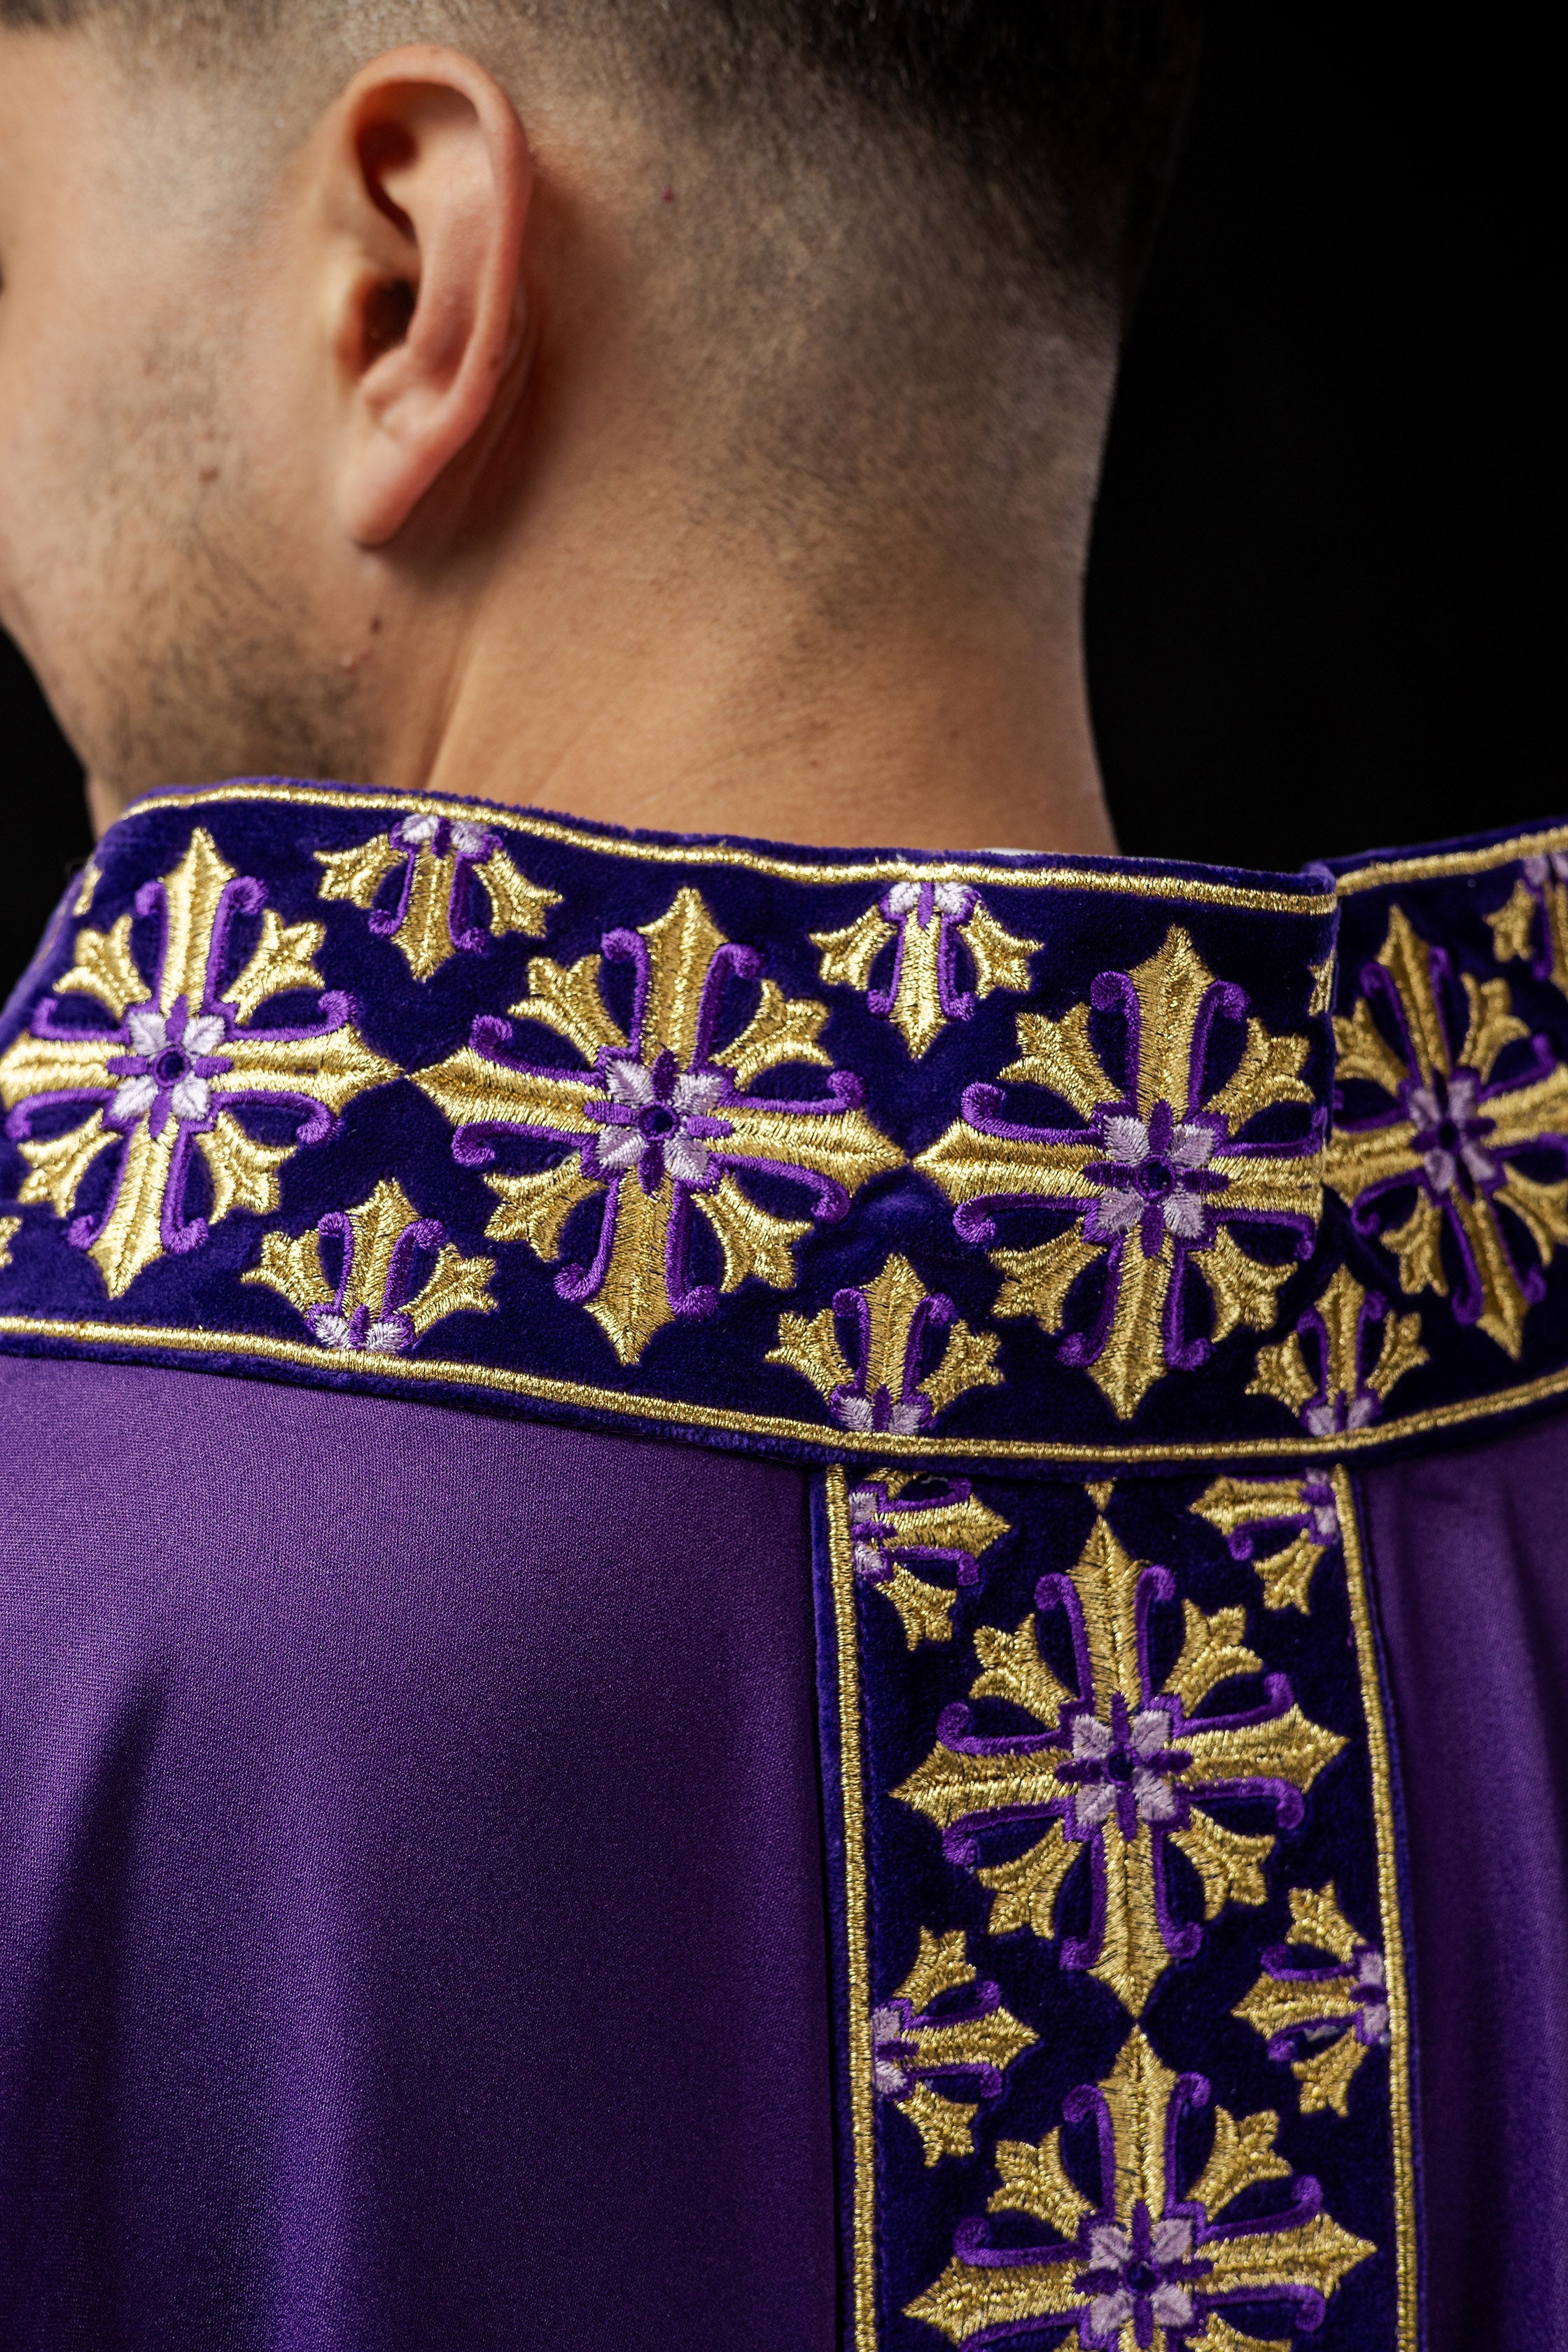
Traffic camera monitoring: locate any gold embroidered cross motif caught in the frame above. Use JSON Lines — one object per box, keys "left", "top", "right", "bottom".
{"left": 844, "top": 1471, "right": 1011, "bottom": 1646}
{"left": 1488, "top": 848, "right": 1568, "bottom": 1002}
{"left": 813, "top": 883, "right": 1040, "bottom": 1058}
{"left": 414, "top": 887, "right": 903, "bottom": 1363}
{"left": 872, "top": 1928, "right": 1036, "bottom": 2166}
{"left": 316, "top": 814, "right": 559, "bottom": 981}
{"left": 1325, "top": 906, "right": 1568, "bottom": 1356}
{"left": 1234, "top": 1885, "right": 1390, "bottom": 2118}
{"left": 916, "top": 927, "right": 1324, "bottom": 1418}
{"left": 906, "top": 2029, "right": 1374, "bottom": 2346}
{"left": 1247, "top": 1264, "right": 1427, "bottom": 1436}
{"left": 769, "top": 1251, "right": 1002, "bottom": 1433}
{"left": 1190, "top": 1473, "right": 1344, "bottom": 1614}
{"left": 0, "top": 830, "right": 398, "bottom": 1297}
{"left": 894, "top": 1507, "right": 1345, "bottom": 2017}
{"left": 246, "top": 1178, "right": 496, "bottom": 1354}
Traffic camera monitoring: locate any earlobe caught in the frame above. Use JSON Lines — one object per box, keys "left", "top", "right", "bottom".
{"left": 328, "top": 47, "right": 533, "bottom": 550}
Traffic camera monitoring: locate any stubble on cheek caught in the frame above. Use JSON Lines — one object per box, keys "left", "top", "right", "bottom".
{"left": 29, "top": 301, "right": 378, "bottom": 801}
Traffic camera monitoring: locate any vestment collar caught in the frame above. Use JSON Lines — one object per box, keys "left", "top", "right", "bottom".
{"left": 4, "top": 777, "right": 1567, "bottom": 1466}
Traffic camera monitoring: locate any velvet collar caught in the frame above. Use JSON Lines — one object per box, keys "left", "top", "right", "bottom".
{"left": 3, "top": 778, "right": 1567, "bottom": 1467}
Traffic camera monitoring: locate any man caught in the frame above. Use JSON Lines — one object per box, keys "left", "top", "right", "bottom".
{"left": 0, "top": 7, "right": 1560, "bottom": 2348}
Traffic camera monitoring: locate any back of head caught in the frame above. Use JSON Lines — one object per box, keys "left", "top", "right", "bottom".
{"left": 1, "top": 4, "right": 1202, "bottom": 460}
{"left": 0, "top": 1, "right": 1201, "bottom": 837}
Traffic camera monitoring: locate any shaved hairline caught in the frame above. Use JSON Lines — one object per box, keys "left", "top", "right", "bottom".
{"left": 1, "top": 4, "right": 1194, "bottom": 589}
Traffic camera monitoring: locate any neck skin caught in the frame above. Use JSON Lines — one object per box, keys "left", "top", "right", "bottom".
{"left": 66, "top": 49, "right": 1117, "bottom": 859}
{"left": 402, "top": 570, "right": 1110, "bottom": 858}
{"left": 92, "top": 545, "right": 1112, "bottom": 857}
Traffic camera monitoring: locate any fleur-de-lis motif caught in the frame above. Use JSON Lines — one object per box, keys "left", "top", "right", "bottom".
{"left": 813, "top": 883, "right": 1040, "bottom": 1058}
{"left": 895, "top": 1508, "right": 1345, "bottom": 2016}
{"left": 906, "top": 2028, "right": 1374, "bottom": 2347}
{"left": 1247, "top": 1263, "right": 1427, "bottom": 1436}
{"left": 1488, "top": 848, "right": 1568, "bottom": 1002}
{"left": 769, "top": 1251, "right": 1002, "bottom": 1433}
{"left": 1189, "top": 1471, "right": 1343, "bottom": 1614}
{"left": 414, "top": 888, "right": 902, "bottom": 1363}
{"left": 1235, "top": 1884, "right": 1390, "bottom": 2118}
{"left": 246, "top": 1177, "right": 496, "bottom": 1353}
{"left": 0, "top": 831, "right": 398, "bottom": 1296}
{"left": 917, "top": 927, "right": 1324, "bottom": 1418}
{"left": 1326, "top": 906, "right": 1568, "bottom": 1356}
{"left": 872, "top": 1927, "right": 1037, "bottom": 2165}
{"left": 844, "top": 1470, "right": 1011, "bottom": 1646}
{"left": 316, "top": 814, "right": 559, "bottom": 982}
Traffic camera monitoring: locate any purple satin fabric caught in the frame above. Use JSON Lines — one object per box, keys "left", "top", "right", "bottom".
{"left": 1359, "top": 1408, "right": 1568, "bottom": 2350}
{"left": 0, "top": 1357, "right": 835, "bottom": 2351}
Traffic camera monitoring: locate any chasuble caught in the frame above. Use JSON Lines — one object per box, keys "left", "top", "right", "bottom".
{"left": 1, "top": 780, "right": 1565, "bottom": 2351}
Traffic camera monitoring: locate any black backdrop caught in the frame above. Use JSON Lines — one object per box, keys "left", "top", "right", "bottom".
{"left": 0, "top": 5, "right": 1557, "bottom": 998}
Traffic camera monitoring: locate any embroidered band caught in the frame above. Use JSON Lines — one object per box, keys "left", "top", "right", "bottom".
{"left": 3, "top": 785, "right": 1567, "bottom": 1464}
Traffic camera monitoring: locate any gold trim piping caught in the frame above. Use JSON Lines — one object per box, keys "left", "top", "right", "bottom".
{"left": 824, "top": 1466, "right": 878, "bottom": 2351}
{"left": 124, "top": 784, "right": 1335, "bottom": 916}
{"left": 1333, "top": 1467, "right": 1419, "bottom": 2351}
{"left": 4, "top": 1311, "right": 1568, "bottom": 1464}
{"left": 1336, "top": 820, "right": 1568, "bottom": 896}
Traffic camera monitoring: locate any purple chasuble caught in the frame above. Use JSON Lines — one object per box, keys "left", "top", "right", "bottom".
{"left": 4, "top": 780, "right": 1568, "bottom": 2350}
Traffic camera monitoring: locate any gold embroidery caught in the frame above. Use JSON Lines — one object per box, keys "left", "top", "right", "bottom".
{"left": 130, "top": 782, "right": 1341, "bottom": 914}
{"left": 246, "top": 1178, "right": 496, "bottom": 1352}
{"left": 1488, "top": 853, "right": 1568, "bottom": 1002}
{"left": 1336, "top": 1469, "right": 1418, "bottom": 2348}
{"left": 769, "top": 1252, "right": 1002, "bottom": 1432}
{"left": 0, "top": 831, "right": 398, "bottom": 1297}
{"left": 813, "top": 883, "right": 1039, "bottom": 1057}
{"left": 844, "top": 1469, "right": 1009, "bottom": 1646}
{"left": 894, "top": 1506, "right": 1344, "bottom": 2015}
{"left": 1338, "top": 819, "right": 1568, "bottom": 895}
{"left": 0, "top": 1214, "right": 20, "bottom": 1272}
{"left": 1234, "top": 1884, "right": 1390, "bottom": 2116}
{"left": 8, "top": 1306, "right": 1568, "bottom": 1466}
{"left": 918, "top": 925, "right": 1322, "bottom": 1418}
{"left": 416, "top": 887, "right": 902, "bottom": 1363}
{"left": 823, "top": 1466, "right": 877, "bottom": 2352}
{"left": 1250, "top": 1264, "right": 1427, "bottom": 1435}
{"left": 906, "top": 2028, "right": 1374, "bottom": 2346}
{"left": 874, "top": 1928, "right": 1035, "bottom": 2164}
{"left": 316, "top": 817, "right": 559, "bottom": 982}
{"left": 1325, "top": 906, "right": 1568, "bottom": 1355}
{"left": 1191, "top": 1469, "right": 1343, "bottom": 1611}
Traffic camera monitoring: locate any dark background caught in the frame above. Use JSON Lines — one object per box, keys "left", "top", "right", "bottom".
{"left": 0, "top": 6, "right": 1557, "bottom": 997}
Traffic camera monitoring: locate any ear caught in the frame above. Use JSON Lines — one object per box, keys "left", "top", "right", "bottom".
{"left": 322, "top": 46, "right": 533, "bottom": 547}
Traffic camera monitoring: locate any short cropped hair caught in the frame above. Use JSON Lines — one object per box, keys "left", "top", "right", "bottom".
{"left": 1, "top": 2, "right": 1202, "bottom": 319}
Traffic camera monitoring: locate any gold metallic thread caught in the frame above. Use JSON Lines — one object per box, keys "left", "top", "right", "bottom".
{"left": 824, "top": 1466, "right": 878, "bottom": 2352}
{"left": 905, "top": 2026, "right": 1374, "bottom": 2346}
{"left": 916, "top": 925, "right": 1322, "bottom": 1419}
{"left": 125, "top": 783, "right": 1337, "bottom": 915}
{"left": 8, "top": 1307, "right": 1568, "bottom": 1462}
{"left": 1334, "top": 1466, "right": 1419, "bottom": 2351}
{"left": 1336, "top": 820, "right": 1568, "bottom": 896}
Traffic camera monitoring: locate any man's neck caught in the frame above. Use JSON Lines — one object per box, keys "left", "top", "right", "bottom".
{"left": 91, "top": 527, "right": 1115, "bottom": 858}
{"left": 383, "top": 552, "right": 1115, "bottom": 858}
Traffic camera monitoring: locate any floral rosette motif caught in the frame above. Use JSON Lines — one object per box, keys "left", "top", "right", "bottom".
{"left": 0, "top": 829, "right": 396, "bottom": 1296}
{"left": 918, "top": 925, "right": 1325, "bottom": 1418}
{"left": 1326, "top": 904, "right": 1568, "bottom": 1355}
{"left": 415, "top": 886, "right": 902, "bottom": 1362}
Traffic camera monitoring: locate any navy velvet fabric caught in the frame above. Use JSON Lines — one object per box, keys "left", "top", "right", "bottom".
{"left": 4, "top": 785, "right": 1566, "bottom": 1460}
{"left": 838, "top": 1468, "right": 1404, "bottom": 2351}
{"left": 0, "top": 1356, "right": 834, "bottom": 2352}
{"left": 4, "top": 785, "right": 1568, "bottom": 2352}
